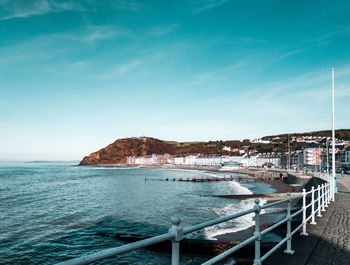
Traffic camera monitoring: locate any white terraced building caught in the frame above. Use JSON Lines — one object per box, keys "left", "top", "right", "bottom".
{"left": 304, "top": 143, "right": 324, "bottom": 166}
{"left": 174, "top": 156, "right": 185, "bottom": 165}
{"left": 184, "top": 155, "right": 197, "bottom": 166}
{"left": 194, "top": 156, "right": 222, "bottom": 166}
{"left": 241, "top": 154, "right": 281, "bottom": 168}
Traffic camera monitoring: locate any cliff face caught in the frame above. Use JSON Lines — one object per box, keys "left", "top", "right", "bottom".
{"left": 79, "top": 137, "right": 176, "bottom": 165}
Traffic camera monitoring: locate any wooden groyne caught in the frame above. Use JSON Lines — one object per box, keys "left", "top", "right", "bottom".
{"left": 176, "top": 175, "right": 256, "bottom": 183}
{"left": 147, "top": 175, "right": 266, "bottom": 183}
{"left": 145, "top": 173, "right": 286, "bottom": 183}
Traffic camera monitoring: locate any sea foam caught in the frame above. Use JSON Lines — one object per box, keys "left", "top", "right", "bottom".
{"left": 204, "top": 181, "right": 266, "bottom": 240}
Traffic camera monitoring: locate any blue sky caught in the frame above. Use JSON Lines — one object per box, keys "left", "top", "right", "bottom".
{"left": 1, "top": 0, "right": 350, "bottom": 161}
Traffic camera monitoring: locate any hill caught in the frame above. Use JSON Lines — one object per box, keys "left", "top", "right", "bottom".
{"left": 262, "top": 129, "right": 350, "bottom": 141}
{"left": 79, "top": 129, "right": 350, "bottom": 165}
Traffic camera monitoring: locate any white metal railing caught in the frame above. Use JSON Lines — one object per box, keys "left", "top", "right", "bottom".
{"left": 315, "top": 172, "right": 335, "bottom": 202}
{"left": 57, "top": 182, "right": 331, "bottom": 265}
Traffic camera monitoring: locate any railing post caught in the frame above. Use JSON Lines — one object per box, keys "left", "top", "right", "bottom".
{"left": 326, "top": 183, "right": 330, "bottom": 205}
{"left": 284, "top": 192, "right": 295, "bottom": 254}
{"left": 332, "top": 176, "right": 336, "bottom": 201}
{"left": 300, "top": 189, "right": 308, "bottom": 236}
{"left": 324, "top": 183, "right": 328, "bottom": 207}
{"left": 253, "top": 199, "right": 262, "bottom": 265}
{"left": 310, "top": 186, "right": 316, "bottom": 225}
{"left": 317, "top": 185, "right": 322, "bottom": 217}
{"left": 321, "top": 184, "right": 326, "bottom": 212}
{"left": 169, "top": 216, "right": 183, "bottom": 265}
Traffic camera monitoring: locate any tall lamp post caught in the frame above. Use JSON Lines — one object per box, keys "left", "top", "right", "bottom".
{"left": 332, "top": 67, "right": 337, "bottom": 200}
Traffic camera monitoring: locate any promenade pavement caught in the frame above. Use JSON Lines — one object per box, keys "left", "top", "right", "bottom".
{"left": 306, "top": 175, "right": 350, "bottom": 265}
{"left": 264, "top": 174, "right": 350, "bottom": 265}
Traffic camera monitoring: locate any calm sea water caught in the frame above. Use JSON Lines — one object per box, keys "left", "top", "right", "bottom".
{"left": 0, "top": 162, "right": 275, "bottom": 264}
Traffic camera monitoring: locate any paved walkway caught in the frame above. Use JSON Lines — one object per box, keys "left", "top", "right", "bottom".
{"left": 265, "top": 174, "right": 350, "bottom": 265}
{"left": 306, "top": 175, "right": 350, "bottom": 265}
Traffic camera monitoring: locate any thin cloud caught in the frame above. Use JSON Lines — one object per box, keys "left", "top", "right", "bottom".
{"left": 149, "top": 24, "right": 179, "bottom": 36}
{"left": 97, "top": 60, "right": 142, "bottom": 80}
{"left": 0, "top": 0, "right": 81, "bottom": 21}
{"left": 193, "top": 0, "right": 229, "bottom": 14}
{"left": 0, "top": 24, "right": 129, "bottom": 69}
{"left": 71, "top": 25, "right": 129, "bottom": 42}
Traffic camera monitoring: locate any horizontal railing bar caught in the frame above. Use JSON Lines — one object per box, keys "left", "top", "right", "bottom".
{"left": 261, "top": 198, "right": 288, "bottom": 209}
{"left": 57, "top": 232, "right": 174, "bottom": 265}
{"left": 261, "top": 217, "right": 288, "bottom": 236}
{"left": 183, "top": 208, "right": 256, "bottom": 235}
{"left": 290, "top": 208, "right": 303, "bottom": 218}
{"left": 291, "top": 194, "right": 303, "bottom": 199}
{"left": 306, "top": 214, "right": 312, "bottom": 222}
{"left": 260, "top": 236, "right": 289, "bottom": 262}
{"left": 306, "top": 201, "right": 313, "bottom": 209}
{"left": 291, "top": 222, "right": 304, "bottom": 236}
{"left": 201, "top": 234, "right": 258, "bottom": 265}
{"left": 260, "top": 194, "right": 301, "bottom": 210}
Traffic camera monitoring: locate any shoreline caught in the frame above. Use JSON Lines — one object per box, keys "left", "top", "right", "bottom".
{"left": 79, "top": 163, "right": 298, "bottom": 194}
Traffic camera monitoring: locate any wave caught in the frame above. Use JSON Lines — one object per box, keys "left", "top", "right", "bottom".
{"left": 204, "top": 198, "right": 267, "bottom": 240}
{"left": 228, "top": 181, "right": 252, "bottom": 195}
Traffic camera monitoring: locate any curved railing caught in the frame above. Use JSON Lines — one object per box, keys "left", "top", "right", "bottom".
{"left": 57, "top": 182, "right": 332, "bottom": 265}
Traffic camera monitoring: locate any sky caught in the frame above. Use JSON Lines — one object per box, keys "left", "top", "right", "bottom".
{"left": 1, "top": 0, "right": 350, "bottom": 161}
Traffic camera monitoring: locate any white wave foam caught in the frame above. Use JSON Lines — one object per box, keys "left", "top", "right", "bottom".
{"left": 204, "top": 198, "right": 267, "bottom": 240}
{"left": 228, "top": 181, "right": 252, "bottom": 195}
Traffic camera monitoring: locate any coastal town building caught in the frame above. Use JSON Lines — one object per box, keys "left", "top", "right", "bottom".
{"left": 343, "top": 147, "right": 350, "bottom": 170}
{"left": 126, "top": 156, "right": 135, "bottom": 165}
{"left": 257, "top": 154, "right": 282, "bottom": 168}
{"left": 184, "top": 155, "right": 197, "bottom": 166}
{"left": 295, "top": 136, "right": 323, "bottom": 143}
{"left": 222, "top": 146, "right": 232, "bottom": 152}
{"left": 157, "top": 154, "right": 171, "bottom": 165}
{"left": 141, "top": 156, "right": 153, "bottom": 165}
{"left": 226, "top": 154, "right": 246, "bottom": 163}
{"left": 252, "top": 138, "right": 271, "bottom": 144}
{"left": 128, "top": 153, "right": 282, "bottom": 168}
{"left": 195, "top": 156, "right": 222, "bottom": 166}
{"left": 174, "top": 156, "right": 185, "bottom": 165}
{"left": 126, "top": 141, "right": 345, "bottom": 170}
{"left": 303, "top": 143, "right": 324, "bottom": 168}
{"left": 242, "top": 154, "right": 259, "bottom": 167}
{"left": 134, "top": 156, "right": 142, "bottom": 165}
{"left": 219, "top": 161, "right": 242, "bottom": 171}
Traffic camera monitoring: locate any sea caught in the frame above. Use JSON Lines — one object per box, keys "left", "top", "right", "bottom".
{"left": 0, "top": 162, "right": 276, "bottom": 264}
